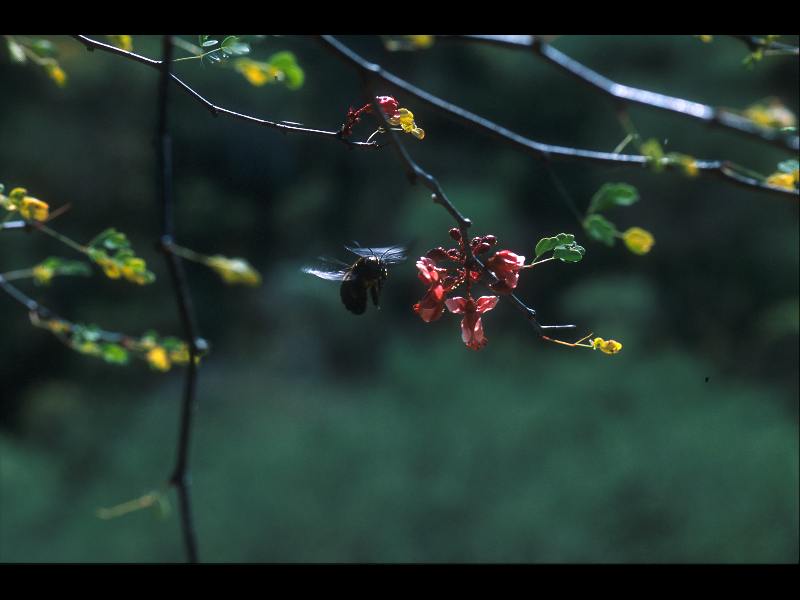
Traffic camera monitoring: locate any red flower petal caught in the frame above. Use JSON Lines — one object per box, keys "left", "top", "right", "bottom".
{"left": 414, "top": 284, "right": 446, "bottom": 322}
{"left": 485, "top": 250, "right": 525, "bottom": 294}
{"left": 475, "top": 296, "right": 499, "bottom": 313}
{"left": 461, "top": 312, "right": 488, "bottom": 350}
{"left": 445, "top": 296, "right": 468, "bottom": 314}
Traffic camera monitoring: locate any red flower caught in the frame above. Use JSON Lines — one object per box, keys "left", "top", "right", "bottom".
{"left": 375, "top": 95, "right": 399, "bottom": 117}
{"left": 485, "top": 250, "right": 525, "bottom": 294}
{"left": 414, "top": 284, "right": 446, "bottom": 322}
{"left": 416, "top": 257, "right": 444, "bottom": 286}
{"left": 445, "top": 295, "right": 499, "bottom": 350}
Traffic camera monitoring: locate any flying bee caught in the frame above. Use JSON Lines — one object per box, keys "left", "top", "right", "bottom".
{"left": 303, "top": 244, "right": 407, "bottom": 315}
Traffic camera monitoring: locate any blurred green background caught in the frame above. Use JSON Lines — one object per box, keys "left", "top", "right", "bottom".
{"left": 0, "top": 35, "right": 797, "bottom": 563}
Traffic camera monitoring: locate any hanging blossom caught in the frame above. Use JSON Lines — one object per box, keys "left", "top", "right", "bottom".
{"left": 445, "top": 295, "right": 499, "bottom": 350}
{"left": 412, "top": 228, "right": 522, "bottom": 350}
{"left": 413, "top": 227, "right": 622, "bottom": 354}
{"left": 340, "top": 95, "right": 425, "bottom": 140}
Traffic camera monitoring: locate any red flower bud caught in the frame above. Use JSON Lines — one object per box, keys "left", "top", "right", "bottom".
{"left": 475, "top": 242, "right": 491, "bottom": 255}
{"left": 446, "top": 248, "right": 462, "bottom": 261}
{"left": 425, "top": 247, "right": 450, "bottom": 262}
{"left": 449, "top": 228, "right": 462, "bottom": 241}
{"left": 483, "top": 235, "right": 497, "bottom": 246}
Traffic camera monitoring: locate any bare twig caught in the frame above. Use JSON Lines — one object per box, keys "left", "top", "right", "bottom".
{"left": 729, "top": 35, "right": 800, "bottom": 56}
{"left": 156, "top": 35, "right": 200, "bottom": 564}
{"left": 319, "top": 36, "right": 798, "bottom": 199}
{"left": 355, "top": 72, "right": 574, "bottom": 335}
{"left": 72, "top": 35, "right": 379, "bottom": 150}
{"left": 441, "top": 35, "right": 799, "bottom": 153}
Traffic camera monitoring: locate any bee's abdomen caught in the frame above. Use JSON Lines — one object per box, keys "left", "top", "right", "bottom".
{"left": 340, "top": 278, "right": 368, "bottom": 315}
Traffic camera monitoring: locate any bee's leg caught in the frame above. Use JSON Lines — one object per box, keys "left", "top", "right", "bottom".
{"left": 370, "top": 282, "right": 380, "bottom": 309}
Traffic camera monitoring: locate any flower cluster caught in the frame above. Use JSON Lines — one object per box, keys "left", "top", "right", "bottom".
{"left": 765, "top": 159, "right": 799, "bottom": 191}
{"left": 29, "top": 312, "right": 201, "bottom": 371}
{"left": 1, "top": 187, "right": 50, "bottom": 221}
{"left": 233, "top": 52, "right": 304, "bottom": 90}
{"left": 340, "top": 95, "right": 424, "bottom": 140}
{"left": 31, "top": 257, "right": 91, "bottom": 286}
{"left": 413, "top": 228, "right": 522, "bottom": 350}
{"left": 206, "top": 255, "right": 262, "bottom": 286}
{"left": 86, "top": 228, "right": 155, "bottom": 285}
{"left": 413, "top": 228, "right": 621, "bottom": 354}
{"left": 743, "top": 99, "right": 796, "bottom": 129}
{"left": 583, "top": 183, "right": 655, "bottom": 255}
{"left": 542, "top": 333, "right": 623, "bottom": 354}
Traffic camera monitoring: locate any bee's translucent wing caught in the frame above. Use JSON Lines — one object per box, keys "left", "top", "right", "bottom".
{"left": 345, "top": 244, "right": 407, "bottom": 264}
{"left": 302, "top": 257, "right": 351, "bottom": 281}
{"left": 378, "top": 245, "right": 407, "bottom": 265}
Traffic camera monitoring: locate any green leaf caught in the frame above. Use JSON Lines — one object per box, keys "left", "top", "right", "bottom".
{"left": 588, "top": 183, "right": 639, "bottom": 214}
{"left": 220, "top": 36, "right": 249, "bottom": 57}
{"left": 778, "top": 159, "right": 799, "bottom": 174}
{"left": 583, "top": 214, "right": 618, "bottom": 246}
{"left": 89, "top": 228, "right": 129, "bottom": 250}
{"left": 30, "top": 39, "right": 56, "bottom": 58}
{"left": 7, "top": 38, "right": 26, "bottom": 64}
{"left": 640, "top": 138, "right": 665, "bottom": 172}
{"left": 268, "top": 51, "right": 304, "bottom": 89}
{"left": 200, "top": 36, "right": 217, "bottom": 48}
{"left": 152, "top": 494, "right": 171, "bottom": 520}
{"left": 101, "top": 343, "right": 129, "bottom": 365}
{"left": 553, "top": 243, "right": 586, "bottom": 263}
{"left": 534, "top": 236, "right": 560, "bottom": 259}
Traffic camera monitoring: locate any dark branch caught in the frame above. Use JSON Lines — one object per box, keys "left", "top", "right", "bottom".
{"left": 356, "top": 77, "right": 574, "bottom": 335}
{"left": 318, "top": 36, "right": 798, "bottom": 200}
{"left": 442, "top": 35, "right": 799, "bottom": 153}
{"left": 729, "top": 35, "right": 800, "bottom": 55}
{"left": 156, "top": 35, "right": 200, "bottom": 564}
{"left": 72, "top": 35, "right": 379, "bottom": 150}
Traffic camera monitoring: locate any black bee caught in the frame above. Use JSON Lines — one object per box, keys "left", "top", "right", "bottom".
{"left": 303, "top": 244, "right": 407, "bottom": 315}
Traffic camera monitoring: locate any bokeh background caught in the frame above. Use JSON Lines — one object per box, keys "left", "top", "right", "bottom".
{"left": 0, "top": 35, "right": 797, "bottom": 563}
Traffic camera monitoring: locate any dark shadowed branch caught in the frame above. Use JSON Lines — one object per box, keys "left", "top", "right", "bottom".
{"left": 318, "top": 35, "right": 798, "bottom": 200}
{"left": 355, "top": 59, "right": 575, "bottom": 336}
{"left": 72, "top": 35, "right": 379, "bottom": 150}
{"left": 155, "top": 35, "right": 200, "bottom": 564}
{"left": 440, "top": 35, "right": 799, "bottom": 153}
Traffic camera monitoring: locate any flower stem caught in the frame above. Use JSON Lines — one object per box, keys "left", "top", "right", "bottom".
{"left": 35, "top": 224, "right": 87, "bottom": 254}
{"left": 167, "top": 243, "right": 211, "bottom": 265}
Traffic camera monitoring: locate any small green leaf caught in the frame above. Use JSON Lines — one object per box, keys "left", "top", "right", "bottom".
{"left": 534, "top": 236, "right": 560, "bottom": 259}
{"left": 553, "top": 243, "right": 585, "bottom": 263}
{"left": 152, "top": 494, "right": 171, "bottom": 520}
{"left": 583, "top": 214, "right": 618, "bottom": 246}
{"left": 588, "top": 183, "right": 639, "bottom": 214}
{"left": 101, "top": 343, "right": 129, "bottom": 365}
{"left": 268, "top": 51, "right": 304, "bottom": 89}
{"left": 200, "top": 36, "right": 217, "bottom": 48}
{"left": 30, "top": 39, "right": 56, "bottom": 58}
{"left": 640, "top": 139, "right": 665, "bottom": 172}
{"left": 778, "top": 159, "right": 799, "bottom": 174}
{"left": 7, "top": 38, "right": 26, "bottom": 63}
{"left": 220, "top": 36, "right": 249, "bottom": 57}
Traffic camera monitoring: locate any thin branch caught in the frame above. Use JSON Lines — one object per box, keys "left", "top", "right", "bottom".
{"left": 0, "top": 274, "right": 43, "bottom": 313}
{"left": 156, "top": 35, "right": 200, "bottom": 564}
{"left": 729, "top": 35, "right": 800, "bottom": 56}
{"left": 357, "top": 82, "right": 573, "bottom": 335}
{"left": 318, "top": 36, "right": 798, "bottom": 200}
{"left": 71, "top": 35, "right": 379, "bottom": 150}
{"left": 442, "top": 35, "right": 799, "bottom": 153}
